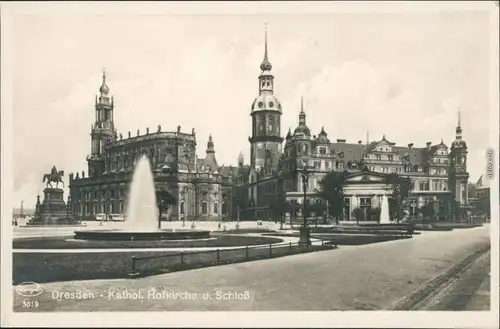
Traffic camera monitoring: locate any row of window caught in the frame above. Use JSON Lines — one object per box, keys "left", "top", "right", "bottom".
{"left": 79, "top": 188, "right": 126, "bottom": 201}
{"left": 367, "top": 154, "right": 399, "bottom": 161}
{"left": 367, "top": 165, "right": 448, "bottom": 175}
{"left": 76, "top": 201, "right": 124, "bottom": 214}
{"left": 180, "top": 201, "right": 226, "bottom": 215}
{"left": 76, "top": 200, "right": 226, "bottom": 216}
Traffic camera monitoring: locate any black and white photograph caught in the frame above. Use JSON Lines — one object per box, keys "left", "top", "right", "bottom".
{"left": 1, "top": 1, "right": 499, "bottom": 328}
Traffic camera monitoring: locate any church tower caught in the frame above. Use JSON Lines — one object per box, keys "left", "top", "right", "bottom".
{"left": 449, "top": 110, "right": 469, "bottom": 210}
{"left": 87, "top": 70, "right": 117, "bottom": 178}
{"left": 248, "top": 26, "right": 283, "bottom": 170}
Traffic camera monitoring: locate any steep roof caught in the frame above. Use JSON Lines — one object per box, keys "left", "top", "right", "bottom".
{"left": 330, "top": 142, "right": 366, "bottom": 162}
{"left": 393, "top": 146, "right": 426, "bottom": 164}
{"left": 218, "top": 165, "right": 239, "bottom": 178}
{"left": 328, "top": 141, "right": 428, "bottom": 165}
{"left": 476, "top": 175, "right": 490, "bottom": 189}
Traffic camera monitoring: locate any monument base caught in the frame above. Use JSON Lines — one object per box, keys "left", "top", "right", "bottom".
{"left": 28, "top": 188, "right": 80, "bottom": 226}
{"left": 298, "top": 226, "right": 311, "bottom": 248}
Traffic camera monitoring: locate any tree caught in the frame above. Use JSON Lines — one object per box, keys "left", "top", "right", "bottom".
{"left": 384, "top": 173, "right": 411, "bottom": 223}
{"left": 370, "top": 207, "right": 381, "bottom": 222}
{"left": 418, "top": 201, "right": 436, "bottom": 223}
{"left": 286, "top": 200, "right": 299, "bottom": 229}
{"left": 319, "top": 171, "right": 349, "bottom": 224}
{"left": 156, "top": 190, "right": 176, "bottom": 229}
{"left": 269, "top": 194, "right": 286, "bottom": 228}
{"left": 352, "top": 207, "right": 365, "bottom": 223}
{"left": 308, "top": 201, "right": 327, "bottom": 227}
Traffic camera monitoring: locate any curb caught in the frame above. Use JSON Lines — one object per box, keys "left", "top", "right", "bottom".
{"left": 389, "top": 244, "right": 491, "bottom": 310}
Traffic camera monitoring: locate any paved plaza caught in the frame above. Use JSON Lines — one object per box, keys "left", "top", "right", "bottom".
{"left": 13, "top": 224, "right": 490, "bottom": 312}
{"left": 13, "top": 220, "right": 285, "bottom": 239}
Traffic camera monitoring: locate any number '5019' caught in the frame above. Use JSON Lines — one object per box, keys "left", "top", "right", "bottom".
{"left": 22, "top": 300, "right": 39, "bottom": 308}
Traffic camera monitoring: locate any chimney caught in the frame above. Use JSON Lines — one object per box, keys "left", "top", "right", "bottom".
{"left": 408, "top": 143, "right": 414, "bottom": 149}
{"left": 337, "top": 139, "right": 346, "bottom": 143}
{"left": 426, "top": 142, "right": 432, "bottom": 150}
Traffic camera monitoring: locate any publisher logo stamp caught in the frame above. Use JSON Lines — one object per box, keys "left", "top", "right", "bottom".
{"left": 15, "top": 282, "right": 43, "bottom": 297}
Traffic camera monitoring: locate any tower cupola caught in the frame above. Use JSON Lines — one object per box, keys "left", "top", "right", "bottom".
{"left": 451, "top": 110, "right": 467, "bottom": 149}
{"left": 99, "top": 70, "right": 110, "bottom": 95}
{"left": 293, "top": 96, "right": 311, "bottom": 138}
{"left": 260, "top": 26, "right": 272, "bottom": 72}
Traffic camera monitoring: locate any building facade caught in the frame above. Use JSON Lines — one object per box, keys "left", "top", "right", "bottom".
{"left": 68, "top": 73, "right": 233, "bottom": 221}
{"left": 234, "top": 30, "right": 470, "bottom": 222}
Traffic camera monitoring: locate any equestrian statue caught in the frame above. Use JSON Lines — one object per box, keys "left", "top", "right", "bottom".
{"left": 42, "top": 166, "right": 65, "bottom": 189}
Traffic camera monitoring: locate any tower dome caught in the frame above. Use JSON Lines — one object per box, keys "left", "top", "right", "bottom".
{"left": 315, "top": 126, "right": 330, "bottom": 144}
{"left": 293, "top": 96, "right": 311, "bottom": 138}
{"left": 451, "top": 111, "right": 467, "bottom": 149}
{"left": 251, "top": 94, "right": 282, "bottom": 113}
{"left": 99, "top": 70, "right": 110, "bottom": 95}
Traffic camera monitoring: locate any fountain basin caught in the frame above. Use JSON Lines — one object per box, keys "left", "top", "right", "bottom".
{"left": 74, "top": 229, "right": 211, "bottom": 241}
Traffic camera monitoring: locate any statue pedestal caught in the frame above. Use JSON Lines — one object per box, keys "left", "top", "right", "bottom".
{"left": 298, "top": 226, "right": 311, "bottom": 249}
{"left": 28, "top": 188, "right": 78, "bottom": 226}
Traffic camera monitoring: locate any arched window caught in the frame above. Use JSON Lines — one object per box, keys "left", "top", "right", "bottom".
{"left": 221, "top": 202, "right": 227, "bottom": 215}
{"left": 201, "top": 202, "right": 208, "bottom": 215}
{"left": 213, "top": 202, "right": 218, "bottom": 214}
{"left": 180, "top": 201, "right": 185, "bottom": 214}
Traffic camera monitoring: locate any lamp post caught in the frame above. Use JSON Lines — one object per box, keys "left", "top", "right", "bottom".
{"left": 158, "top": 199, "right": 162, "bottom": 230}
{"left": 181, "top": 188, "right": 186, "bottom": 227}
{"left": 299, "top": 157, "right": 311, "bottom": 248}
{"left": 192, "top": 180, "right": 197, "bottom": 229}
{"left": 236, "top": 205, "right": 240, "bottom": 229}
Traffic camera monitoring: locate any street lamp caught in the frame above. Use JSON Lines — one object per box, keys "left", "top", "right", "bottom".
{"left": 298, "top": 157, "right": 311, "bottom": 248}
{"left": 236, "top": 205, "right": 240, "bottom": 230}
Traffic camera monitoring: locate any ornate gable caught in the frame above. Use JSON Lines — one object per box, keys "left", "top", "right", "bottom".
{"left": 345, "top": 171, "right": 388, "bottom": 184}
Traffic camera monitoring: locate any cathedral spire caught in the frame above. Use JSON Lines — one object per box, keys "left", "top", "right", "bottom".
{"left": 207, "top": 134, "right": 215, "bottom": 153}
{"left": 204, "top": 134, "right": 218, "bottom": 171}
{"left": 456, "top": 107, "right": 462, "bottom": 138}
{"left": 299, "top": 96, "right": 306, "bottom": 124}
{"left": 260, "top": 24, "right": 272, "bottom": 72}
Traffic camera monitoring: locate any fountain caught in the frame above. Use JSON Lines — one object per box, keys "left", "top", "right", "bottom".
{"left": 74, "top": 155, "right": 210, "bottom": 241}
{"left": 123, "top": 155, "right": 158, "bottom": 232}
{"left": 379, "top": 195, "right": 391, "bottom": 224}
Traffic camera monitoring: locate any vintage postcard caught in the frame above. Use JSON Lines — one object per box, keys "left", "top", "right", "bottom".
{"left": 1, "top": 1, "right": 499, "bottom": 328}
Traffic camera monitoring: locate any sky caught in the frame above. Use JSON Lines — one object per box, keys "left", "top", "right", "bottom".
{"left": 4, "top": 3, "right": 496, "bottom": 208}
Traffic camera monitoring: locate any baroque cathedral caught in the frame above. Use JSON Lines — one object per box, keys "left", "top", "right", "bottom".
{"left": 68, "top": 28, "right": 470, "bottom": 223}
